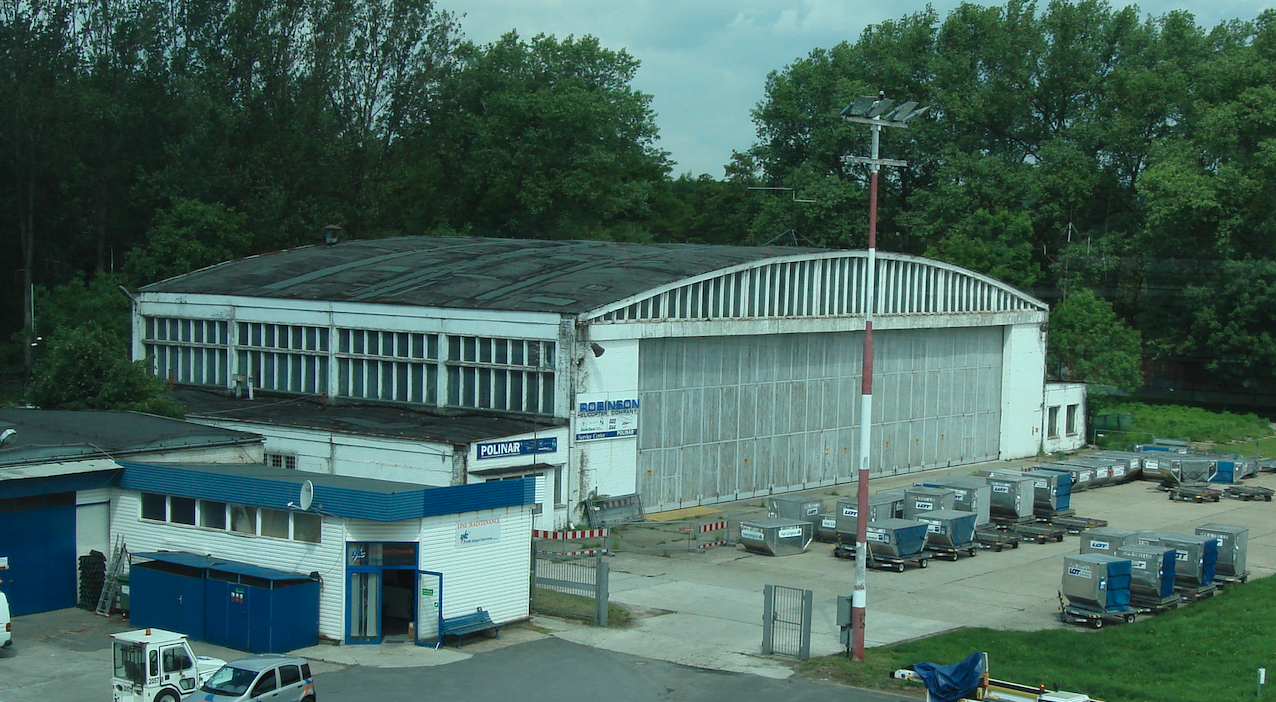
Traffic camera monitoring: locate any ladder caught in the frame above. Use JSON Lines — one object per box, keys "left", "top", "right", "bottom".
{"left": 95, "top": 535, "right": 127, "bottom": 617}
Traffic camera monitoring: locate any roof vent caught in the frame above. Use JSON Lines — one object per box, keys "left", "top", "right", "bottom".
{"left": 323, "top": 224, "right": 343, "bottom": 246}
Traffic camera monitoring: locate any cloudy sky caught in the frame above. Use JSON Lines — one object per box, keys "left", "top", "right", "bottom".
{"left": 453, "top": 0, "right": 1273, "bottom": 178}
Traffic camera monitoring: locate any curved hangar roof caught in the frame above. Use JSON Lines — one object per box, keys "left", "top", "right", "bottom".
{"left": 140, "top": 236, "right": 1046, "bottom": 318}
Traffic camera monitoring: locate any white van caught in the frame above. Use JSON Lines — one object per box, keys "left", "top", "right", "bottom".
{"left": 0, "top": 591, "right": 11, "bottom": 649}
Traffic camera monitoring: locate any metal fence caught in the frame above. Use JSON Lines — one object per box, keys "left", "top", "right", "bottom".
{"left": 761, "top": 584, "right": 812, "bottom": 660}
{"left": 608, "top": 519, "right": 732, "bottom": 554}
{"left": 531, "top": 531, "right": 610, "bottom": 627}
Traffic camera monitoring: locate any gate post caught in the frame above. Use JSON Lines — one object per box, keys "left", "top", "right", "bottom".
{"left": 800, "top": 588, "right": 813, "bottom": 660}
{"left": 595, "top": 557, "right": 609, "bottom": 628}
{"left": 761, "top": 584, "right": 775, "bottom": 655}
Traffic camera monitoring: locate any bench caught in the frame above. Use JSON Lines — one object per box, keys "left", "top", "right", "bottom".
{"left": 440, "top": 607, "right": 499, "bottom": 648}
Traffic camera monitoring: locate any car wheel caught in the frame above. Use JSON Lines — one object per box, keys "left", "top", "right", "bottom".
{"left": 155, "top": 691, "right": 179, "bottom": 702}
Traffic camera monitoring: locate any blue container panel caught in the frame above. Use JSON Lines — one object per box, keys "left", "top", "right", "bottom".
{"left": 1158, "top": 552, "right": 1177, "bottom": 598}
{"left": 948, "top": 513, "right": 978, "bottom": 544}
{"left": 269, "top": 581, "right": 320, "bottom": 652}
{"left": 895, "top": 524, "right": 930, "bottom": 556}
{"left": 0, "top": 502, "right": 76, "bottom": 616}
{"left": 130, "top": 563, "right": 207, "bottom": 640}
{"left": 1212, "top": 462, "right": 1235, "bottom": 484}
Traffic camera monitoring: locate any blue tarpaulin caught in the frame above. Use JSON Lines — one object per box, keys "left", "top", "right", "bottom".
{"left": 912, "top": 651, "right": 985, "bottom": 702}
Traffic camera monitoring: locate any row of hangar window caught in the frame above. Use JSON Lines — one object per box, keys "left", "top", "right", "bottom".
{"left": 139, "top": 492, "right": 323, "bottom": 543}
{"left": 142, "top": 317, "right": 557, "bottom": 415}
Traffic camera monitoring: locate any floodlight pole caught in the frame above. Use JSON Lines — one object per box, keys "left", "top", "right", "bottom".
{"left": 841, "top": 95, "right": 926, "bottom": 662}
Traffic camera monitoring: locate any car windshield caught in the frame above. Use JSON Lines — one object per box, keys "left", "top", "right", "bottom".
{"left": 112, "top": 641, "right": 145, "bottom": 685}
{"left": 200, "top": 665, "right": 258, "bottom": 696}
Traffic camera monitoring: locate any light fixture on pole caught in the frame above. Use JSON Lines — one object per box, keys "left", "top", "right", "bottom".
{"left": 840, "top": 92, "right": 928, "bottom": 662}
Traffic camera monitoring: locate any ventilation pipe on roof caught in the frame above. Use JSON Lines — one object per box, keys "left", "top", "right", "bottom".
{"left": 323, "top": 224, "right": 343, "bottom": 245}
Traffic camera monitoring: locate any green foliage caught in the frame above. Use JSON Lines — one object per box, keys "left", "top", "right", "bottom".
{"left": 1179, "top": 259, "right": 1276, "bottom": 387}
{"left": 803, "top": 574, "right": 1276, "bottom": 702}
{"left": 28, "top": 323, "right": 184, "bottom": 417}
{"left": 1048, "top": 289, "right": 1143, "bottom": 392}
{"left": 1097, "top": 402, "right": 1270, "bottom": 446}
{"left": 923, "top": 208, "right": 1041, "bottom": 289}
{"left": 124, "top": 199, "right": 251, "bottom": 285}
{"left": 36, "top": 273, "right": 133, "bottom": 348}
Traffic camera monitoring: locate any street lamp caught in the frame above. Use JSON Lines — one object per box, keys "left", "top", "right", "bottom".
{"left": 840, "top": 92, "right": 928, "bottom": 662}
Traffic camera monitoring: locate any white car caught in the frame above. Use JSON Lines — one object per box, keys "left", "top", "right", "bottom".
{"left": 190, "top": 654, "right": 315, "bottom": 702}
{"left": 0, "top": 591, "right": 11, "bottom": 649}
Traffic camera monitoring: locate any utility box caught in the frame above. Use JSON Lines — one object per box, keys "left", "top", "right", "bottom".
{"left": 1116, "top": 546, "right": 1177, "bottom": 600}
{"left": 1196, "top": 523, "right": 1248, "bottom": 578}
{"left": 920, "top": 475, "right": 993, "bottom": 526}
{"left": 902, "top": 486, "right": 957, "bottom": 519}
{"left": 981, "top": 473, "right": 1035, "bottom": 520}
{"left": 739, "top": 518, "right": 813, "bottom": 556}
{"left": 864, "top": 519, "right": 929, "bottom": 559}
{"left": 1062, "top": 554, "right": 1132, "bottom": 612}
{"left": 914, "top": 509, "right": 978, "bottom": 548}
{"left": 1080, "top": 527, "right": 1140, "bottom": 555}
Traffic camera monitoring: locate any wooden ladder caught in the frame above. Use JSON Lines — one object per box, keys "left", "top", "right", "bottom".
{"left": 95, "top": 535, "right": 127, "bottom": 617}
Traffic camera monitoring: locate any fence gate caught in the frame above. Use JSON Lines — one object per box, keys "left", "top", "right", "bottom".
{"left": 531, "top": 530, "right": 610, "bottom": 627}
{"left": 761, "top": 585, "right": 812, "bottom": 660}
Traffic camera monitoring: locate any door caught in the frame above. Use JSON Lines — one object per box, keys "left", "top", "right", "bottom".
{"left": 347, "top": 571, "right": 380, "bottom": 643}
{"left": 415, "top": 571, "right": 442, "bottom": 647}
{"left": 160, "top": 643, "right": 198, "bottom": 696}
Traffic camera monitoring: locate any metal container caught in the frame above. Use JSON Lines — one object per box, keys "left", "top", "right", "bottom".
{"left": 768, "top": 496, "right": 824, "bottom": 525}
{"left": 1091, "top": 451, "right": 1144, "bottom": 483}
{"left": 1040, "top": 463, "right": 1093, "bottom": 491}
{"left": 1116, "top": 546, "right": 1176, "bottom": 600}
{"left": 981, "top": 473, "right": 1035, "bottom": 520}
{"left": 864, "top": 518, "right": 929, "bottom": 558}
{"left": 1196, "top": 523, "right": 1248, "bottom": 578}
{"left": 1062, "top": 554, "right": 1132, "bottom": 612}
{"left": 1080, "top": 527, "right": 1140, "bottom": 555}
{"left": 1022, "top": 468, "right": 1072, "bottom": 514}
{"left": 919, "top": 475, "right": 993, "bottom": 526}
{"left": 738, "top": 518, "right": 813, "bottom": 556}
{"left": 1168, "top": 458, "right": 1216, "bottom": 484}
{"left": 902, "top": 486, "right": 957, "bottom": 519}
{"left": 814, "top": 513, "right": 839, "bottom": 543}
{"left": 1056, "top": 457, "right": 1117, "bottom": 488}
{"left": 1137, "top": 453, "right": 1166, "bottom": 481}
{"left": 834, "top": 491, "right": 903, "bottom": 534}
{"left": 914, "top": 509, "right": 978, "bottom": 548}
{"left": 1134, "top": 531, "right": 1217, "bottom": 588}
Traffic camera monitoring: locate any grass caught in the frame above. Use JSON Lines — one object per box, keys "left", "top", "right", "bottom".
{"left": 799, "top": 575, "right": 1276, "bottom": 701}
{"left": 1093, "top": 402, "right": 1272, "bottom": 450}
{"left": 533, "top": 587, "right": 632, "bottom": 628}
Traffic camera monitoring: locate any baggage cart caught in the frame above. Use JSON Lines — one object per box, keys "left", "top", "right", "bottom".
{"left": 1223, "top": 485, "right": 1273, "bottom": 502}
{"left": 926, "top": 540, "right": 979, "bottom": 561}
{"left": 1131, "top": 593, "right": 1181, "bottom": 615}
{"left": 832, "top": 541, "right": 932, "bottom": 572}
{"left": 1167, "top": 483, "right": 1222, "bottom": 503}
{"left": 1007, "top": 521, "right": 1066, "bottom": 544}
{"left": 1048, "top": 515, "right": 1108, "bottom": 534}
{"left": 974, "top": 527, "right": 1020, "bottom": 552}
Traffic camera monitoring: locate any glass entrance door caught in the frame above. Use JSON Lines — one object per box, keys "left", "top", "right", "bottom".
{"left": 347, "top": 571, "right": 380, "bottom": 643}
{"left": 415, "top": 571, "right": 442, "bottom": 647}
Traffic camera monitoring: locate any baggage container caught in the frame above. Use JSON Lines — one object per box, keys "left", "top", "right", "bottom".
{"left": 738, "top": 518, "right": 813, "bottom": 556}
{"left": 1080, "top": 527, "right": 1140, "bottom": 555}
{"left": 1092, "top": 450, "right": 1144, "bottom": 482}
{"left": 919, "top": 475, "right": 993, "bottom": 526}
{"left": 1022, "top": 468, "right": 1072, "bottom": 514}
{"left": 1040, "top": 463, "right": 1094, "bottom": 492}
{"left": 981, "top": 473, "right": 1035, "bottom": 520}
{"left": 902, "top": 486, "right": 957, "bottom": 519}
{"left": 864, "top": 518, "right": 929, "bottom": 559}
{"left": 767, "top": 496, "right": 824, "bottom": 525}
{"left": 1116, "top": 546, "right": 1177, "bottom": 600}
{"left": 814, "top": 513, "right": 839, "bottom": 543}
{"left": 1063, "top": 554, "right": 1132, "bottom": 612}
{"left": 834, "top": 491, "right": 903, "bottom": 534}
{"left": 1055, "top": 457, "right": 1118, "bottom": 488}
{"left": 1195, "top": 523, "right": 1249, "bottom": 580}
{"left": 1134, "top": 531, "right": 1217, "bottom": 588}
{"left": 914, "top": 509, "right": 978, "bottom": 549}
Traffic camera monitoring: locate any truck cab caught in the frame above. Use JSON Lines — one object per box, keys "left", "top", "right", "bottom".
{"left": 111, "top": 628, "right": 225, "bottom": 702}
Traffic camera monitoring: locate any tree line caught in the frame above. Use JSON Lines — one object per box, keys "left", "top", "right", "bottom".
{"left": 3, "top": 0, "right": 1274, "bottom": 406}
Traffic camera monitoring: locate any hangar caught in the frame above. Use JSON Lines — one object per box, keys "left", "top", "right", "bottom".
{"left": 132, "top": 236, "right": 1080, "bottom": 528}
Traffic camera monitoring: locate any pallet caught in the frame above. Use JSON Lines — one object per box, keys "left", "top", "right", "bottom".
{"left": 1047, "top": 515, "right": 1109, "bottom": 534}
{"left": 1176, "top": 583, "right": 1218, "bottom": 602}
{"left": 1223, "top": 485, "right": 1273, "bottom": 502}
{"left": 1215, "top": 570, "right": 1251, "bottom": 585}
{"left": 974, "top": 528, "right": 1021, "bottom": 552}
{"left": 1167, "top": 484, "right": 1222, "bottom": 503}
{"left": 1060, "top": 604, "right": 1137, "bottom": 629}
{"left": 1006, "top": 522, "right": 1067, "bottom": 543}
{"left": 1131, "top": 594, "right": 1181, "bottom": 614}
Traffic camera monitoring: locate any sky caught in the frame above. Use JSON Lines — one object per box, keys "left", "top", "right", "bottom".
{"left": 452, "top": 0, "right": 1273, "bottom": 179}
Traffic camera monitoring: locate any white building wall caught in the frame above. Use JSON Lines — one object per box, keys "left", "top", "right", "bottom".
{"left": 184, "top": 418, "right": 455, "bottom": 485}
{"left": 419, "top": 505, "right": 533, "bottom": 625}
{"left": 999, "top": 323, "right": 1047, "bottom": 459}
{"left": 1043, "top": 383, "right": 1088, "bottom": 453}
{"left": 572, "top": 338, "right": 640, "bottom": 518}
{"left": 466, "top": 426, "right": 568, "bottom": 530}
{"left": 111, "top": 492, "right": 348, "bottom": 640}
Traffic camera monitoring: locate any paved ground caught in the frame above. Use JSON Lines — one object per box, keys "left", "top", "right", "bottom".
{"left": 6, "top": 453, "right": 1276, "bottom": 702}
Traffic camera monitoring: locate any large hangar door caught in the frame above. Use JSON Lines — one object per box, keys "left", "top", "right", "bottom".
{"left": 636, "top": 328, "right": 1003, "bottom": 512}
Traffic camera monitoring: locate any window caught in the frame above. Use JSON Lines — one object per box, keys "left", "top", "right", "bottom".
{"left": 162, "top": 646, "right": 192, "bottom": 673}
{"left": 143, "top": 318, "right": 229, "bottom": 387}
{"left": 1066, "top": 404, "right": 1079, "bottom": 436}
{"left": 260, "top": 508, "right": 289, "bottom": 539}
{"left": 251, "top": 670, "right": 278, "bottom": 696}
{"left": 230, "top": 505, "right": 258, "bottom": 535}
{"left": 294, "top": 513, "right": 322, "bottom": 543}
{"left": 279, "top": 665, "right": 301, "bottom": 686}
{"left": 266, "top": 453, "right": 297, "bottom": 470}
{"left": 170, "top": 497, "right": 196, "bottom": 525}
{"left": 200, "top": 501, "right": 227, "bottom": 529}
{"left": 141, "top": 493, "right": 167, "bottom": 521}
{"left": 1047, "top": 406, "right": 1060, "bottom": 439}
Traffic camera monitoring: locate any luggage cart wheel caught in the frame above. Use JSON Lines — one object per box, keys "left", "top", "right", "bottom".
{"left": 920, "top": 558, "right": 929, "bottom": 568}
{"left": 1090, "top": 617, "right": 1104, "bottom": 629}
{"left": 896, "top": 562, "right": 905, "bottom": 573}
{"left": 1124, "top": 613, "right": 1137, "bottom": 624}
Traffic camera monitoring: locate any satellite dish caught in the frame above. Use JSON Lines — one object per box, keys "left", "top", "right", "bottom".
{"left": 299, "top": 480, "right": 314, "bottom": 511}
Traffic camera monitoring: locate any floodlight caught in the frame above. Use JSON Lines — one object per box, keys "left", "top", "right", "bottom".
{"left": 840, "top": 96, "right": 877, "bottom": 117}
{"left": 866, "top": 98, "right": 895, "bottom": 118}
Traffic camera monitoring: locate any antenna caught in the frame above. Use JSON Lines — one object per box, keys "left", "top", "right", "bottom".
{"left": 299, "top": 480, "right": 314, "bottom": 511}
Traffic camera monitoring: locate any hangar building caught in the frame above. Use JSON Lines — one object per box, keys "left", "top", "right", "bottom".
{"left": 132, "top": 236, "right": 1080, "bottom": 529}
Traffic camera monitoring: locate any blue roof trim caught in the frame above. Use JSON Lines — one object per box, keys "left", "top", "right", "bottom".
{"left": 133, "top": 551, "right": 312, "bottom": 581}
{"left": 0, "top": 470, "right": 119, "bottom": 500}
{"left": 116, "top": 461, "right": 535, "bottom": 522}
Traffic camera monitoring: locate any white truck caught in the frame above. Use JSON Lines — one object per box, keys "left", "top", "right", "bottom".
{"left": 110, "top": 628, "right": 226, "bottom": 702}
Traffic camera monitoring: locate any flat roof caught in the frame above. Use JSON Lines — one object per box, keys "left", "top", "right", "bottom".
{"left": 173, "top": 387, "right": 563, "bottom": 445}
{"left": 133, "top": 551, "right": 313, "bottom": 582}
{"left": 139, "top": 236, "right": 823, "bottom": 313}
{"left": 0, "top": 409, "right": 261, "bottom": 468}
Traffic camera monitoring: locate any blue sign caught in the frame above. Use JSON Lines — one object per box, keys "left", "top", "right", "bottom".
{"left": 476, "top": 437, "right": 558, "bottom": 460}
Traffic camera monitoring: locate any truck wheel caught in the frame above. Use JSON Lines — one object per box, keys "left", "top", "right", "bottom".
{"left": 155, "top": 691, "right": 179, "bottom": 702}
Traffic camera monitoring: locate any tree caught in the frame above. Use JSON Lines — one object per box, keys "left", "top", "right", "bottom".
{"left": 1047, "top": 288, "right": 1143, "bottom": 392}
{"left": 1180, "top": 259, "right": 1276, "bottom": 387}
{"left": 28, "top": 323, "right": 184, "bottom": 416}
{"left": 123, "top": 199, "right": 251, "bottom": 285}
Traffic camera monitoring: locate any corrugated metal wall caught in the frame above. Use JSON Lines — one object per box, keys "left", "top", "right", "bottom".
{"left": 637, "top": 327, "right": 1003, "bottom": 511}
{"left": 419, "top": 506, "right": 532, "bottom": 624}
